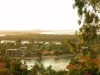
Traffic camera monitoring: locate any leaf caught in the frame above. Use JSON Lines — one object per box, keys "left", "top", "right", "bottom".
{"left": 95, "top": 16, "right": 99, "bottom": 23}
{"left": 78, "top": 20, "right": 81, "bottom": 25}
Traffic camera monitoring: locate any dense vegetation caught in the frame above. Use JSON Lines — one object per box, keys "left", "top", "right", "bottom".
{"left": 1, "top": 0, "right": 100, "bottom": 75}
{"left": 0, "top": 39, "right": 71, "bottom": 57}
{"left": 66, "top": 0, "right": 100, "bottom": 75}
{"left": 0, "top": 34, "right": 76, "bottom": 41}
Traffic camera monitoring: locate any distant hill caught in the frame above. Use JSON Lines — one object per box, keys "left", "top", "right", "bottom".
{"left": 0, "top": 30, "right": 41, "bottom": 35}
{"left": 0, "top": 30, "right": 76, "bottom": 35}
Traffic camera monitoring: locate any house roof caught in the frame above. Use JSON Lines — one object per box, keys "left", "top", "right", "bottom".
{"left": 6, "top": 49, "right": 18, "bottom": 51}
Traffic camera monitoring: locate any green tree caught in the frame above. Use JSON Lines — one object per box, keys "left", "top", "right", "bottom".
{"left": 73, "top": 0, "right": 100, "bottom": 43}
{"left": 0, "top": 69, "right": 11, "bottom": 75}
{"left": 29, "top": 39, "right": 34, "bottom": 44}
{"left": 66, "top": 0, "right": 100, "bottom": 75}
{"left": 10, "top": 59, "right": 22, "bottom": 75}
{"left": 15, "top": 39, "right": 22, "bottom": 48}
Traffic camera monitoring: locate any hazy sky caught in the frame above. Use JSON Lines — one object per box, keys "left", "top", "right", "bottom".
{"left": 0, "top": 0, "right": 80, "bottom": 30}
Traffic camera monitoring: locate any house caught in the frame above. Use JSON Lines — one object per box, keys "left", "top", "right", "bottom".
{"left": 6, "top": 49, "right": 24, "bottom": 57}
{"left": 42, "top": 51, "right": 51, "bottom": 55}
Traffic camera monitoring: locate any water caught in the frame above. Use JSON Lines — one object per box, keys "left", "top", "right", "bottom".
{"left": 21, "top": 57, "right": 71, "bottom": 71}
{"left": 0, "top": 40, "right": 29, "bottom": 44}
{"left": 0, "top": 34, "right": 5, "bottom": 36}
{"left": 0, "top": 40, "right": 15, "bottom": 43}
{"left": 40, "top": 30, "right": 75, "bottom": 35}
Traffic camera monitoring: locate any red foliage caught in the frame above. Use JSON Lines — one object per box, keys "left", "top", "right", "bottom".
{"left": 0, "top": 62, "right": 5, "bottom": 69}
{"left": 91, "top": 58, "right": 99, "bottom": 64}
{"left": 66, "top": 64, "right": 77, "bottom": 69}
{"left": 80, "top": 62, "right": 86, "bottom": 68}
{"left": 80, "top": 56, "right": 88, "bottom": 61}
{"left": 85, "top": 72, "right": 92, "bottom": 75}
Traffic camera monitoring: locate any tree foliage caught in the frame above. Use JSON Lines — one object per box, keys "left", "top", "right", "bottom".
{"left": 74, "top": 0, "right": 100, "bottom": 43}
{"left": 66, "top": 1, "right": 100, "bottom": 75}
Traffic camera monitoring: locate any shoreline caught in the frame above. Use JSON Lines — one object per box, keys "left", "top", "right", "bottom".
{"left": 10, "top": 54, "right": 74, "bottom": 60}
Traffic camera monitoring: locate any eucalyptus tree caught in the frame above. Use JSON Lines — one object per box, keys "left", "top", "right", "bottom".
{"left": 73, "top": 0, "right": 100, "bottom": 43}
{"left": 66, "top": 1, "right": 100, "bottom": 75}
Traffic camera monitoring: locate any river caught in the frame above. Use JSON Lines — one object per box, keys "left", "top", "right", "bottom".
{"left": 21, "top": 57, "right": 71, "bottom": 71}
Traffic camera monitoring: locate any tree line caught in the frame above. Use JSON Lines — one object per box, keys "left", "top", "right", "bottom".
{"left": 0, "top": 34, "right": 76, "bottom": 41}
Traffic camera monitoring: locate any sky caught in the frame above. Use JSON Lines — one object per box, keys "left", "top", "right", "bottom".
{"left": 0, "top": 0, "right": 80, "bottom": 31}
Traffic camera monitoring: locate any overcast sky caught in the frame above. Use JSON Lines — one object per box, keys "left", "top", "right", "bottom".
{"left": 0, "top": 0, "right": 80, "bottom": 30}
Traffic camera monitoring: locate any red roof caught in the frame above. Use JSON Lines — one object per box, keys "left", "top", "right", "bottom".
{"left": 42, "top": 51, "right": 50, "bottom": 55}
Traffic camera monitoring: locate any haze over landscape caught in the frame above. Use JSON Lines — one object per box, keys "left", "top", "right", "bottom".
{"left": 0, "top": 0, "right": 80, "bottom": 31}
{"left": 0, "top": 0, "right": 100, "bottom": 75}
